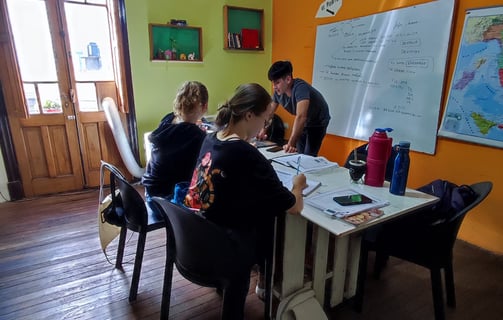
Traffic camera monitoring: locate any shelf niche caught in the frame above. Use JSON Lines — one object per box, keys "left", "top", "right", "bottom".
{"left": 149, "top": 24, "right": 202, "bottom": 62}
{"left": 223, "top": 5, "right": 264, "bottom": 51}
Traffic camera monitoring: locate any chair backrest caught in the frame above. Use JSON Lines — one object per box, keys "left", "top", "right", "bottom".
{"left": 102, "top": 161, "right": 148, "bottom": 227}
{"left": 102, "top": 97, "right": 145, "bottom": 178}
{"left": 430, "top": 181, "right": 492, "bottom": 256}
{"left": 151, "top": 197, "right": 245, "bottom": 287}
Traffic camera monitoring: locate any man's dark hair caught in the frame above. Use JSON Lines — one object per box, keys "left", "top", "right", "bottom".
{"left": 268, "top": 60, "right": 293, "bottom": 81}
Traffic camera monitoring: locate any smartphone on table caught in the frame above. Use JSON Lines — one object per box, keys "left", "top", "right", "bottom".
{"left": 266, "top": 145, "right": 283, "bottom": 152}
{"left": 333, "top": 194, "right": 373, "bottom": 206}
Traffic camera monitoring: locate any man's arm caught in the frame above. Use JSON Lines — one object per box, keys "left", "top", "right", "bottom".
{"left": 284, "top": 99, "right": 309, "bottom": 153}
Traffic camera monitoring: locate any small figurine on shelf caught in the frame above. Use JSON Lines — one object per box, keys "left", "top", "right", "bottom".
{"left": 169, "top": 19, "right": 187, "bottom": 26}
{"left": 179, "top": 53, "right": 187, "bottom": 60}
{"left": 188, "top": 52, "right": 195, "bottom": 60}
{"left": 170, "top": 38, "right": 177, "bottom": 60}
{"left": 164, "top": 49, "right": 172, "bottom": 60}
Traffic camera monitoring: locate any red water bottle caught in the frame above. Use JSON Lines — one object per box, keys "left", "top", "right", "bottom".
{"left": 365, "top": 128, "right": 393, "bottom": 187}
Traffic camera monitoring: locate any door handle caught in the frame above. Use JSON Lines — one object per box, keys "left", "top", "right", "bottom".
{"left": 69, "top": 88, "right": 76, "bottom": 103}
{"left": 67, "top": 115, "right": 76, "bottom": 120}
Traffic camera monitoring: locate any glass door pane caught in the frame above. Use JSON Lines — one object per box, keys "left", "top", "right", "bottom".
{"left": 7, "top": 0, "right": 62, "bottom": 115}
{"left": 65, "top": 2, "right": 115, "bottom": 112}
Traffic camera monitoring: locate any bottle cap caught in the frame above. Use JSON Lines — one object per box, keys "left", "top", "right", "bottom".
{"left": 375, "top": 128, "right": 393, "bottom": 133}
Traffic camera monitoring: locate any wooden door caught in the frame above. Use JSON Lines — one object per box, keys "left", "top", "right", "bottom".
{"left": 0, "top": 0, "right": 130, "bottom": 197}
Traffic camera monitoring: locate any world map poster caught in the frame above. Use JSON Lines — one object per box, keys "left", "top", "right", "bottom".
{"left": 439, "top": 6, "right": 503, "bottom": 149}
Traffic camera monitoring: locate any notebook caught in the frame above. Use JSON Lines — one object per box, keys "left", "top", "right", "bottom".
{"left": 275, "top": 169, "right": 322, "bottom": 197}
{"left": 272, "top": 154, "right": 338, "bottom": 173}
{"left": 305, "top": 187, "right": 389, "bottom": 218}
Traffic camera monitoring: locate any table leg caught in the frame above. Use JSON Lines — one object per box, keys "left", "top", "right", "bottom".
{"left": 280, "top": 213, "right": 307, "bottom": 298}
{"left": 344, "top": 235, "right": 362, "bottom": 299}
{"left": 312, "top": 225, "right": 329, "bottom": 307}
{"left": 330, "top": 236, "right": 349, "bottom": 307}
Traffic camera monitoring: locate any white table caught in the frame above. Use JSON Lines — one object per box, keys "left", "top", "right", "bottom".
{"left": 271, "top": 163, "right": 438, "bottom": 309}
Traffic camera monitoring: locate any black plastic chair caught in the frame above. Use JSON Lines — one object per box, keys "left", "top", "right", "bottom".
{"left": 151, "top": 197, "right": 275, "bottom": 320}
{"left": 101, "top": 161, "right": 165, "bottom": 302}
{"left": 355, "top": 181, "right": 493, "bottom": 320}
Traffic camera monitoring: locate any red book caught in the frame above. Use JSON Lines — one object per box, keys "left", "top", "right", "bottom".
{"left": 241, "top": 28, "right": 260, "bottom": 49}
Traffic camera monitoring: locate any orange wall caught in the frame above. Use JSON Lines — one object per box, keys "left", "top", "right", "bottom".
{"left": 272, "top": 0, "right": 503, "bottom": 254}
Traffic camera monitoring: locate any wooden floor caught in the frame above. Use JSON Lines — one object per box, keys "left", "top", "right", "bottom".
{"left": 1, "top": 189, "right": 502, "bottom": 320}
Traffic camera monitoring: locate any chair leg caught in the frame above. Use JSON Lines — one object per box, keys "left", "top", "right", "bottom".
{"left": 354, "top": 239, "right": 369, "bottom": 312}
{"left": 444, "top": 263, "right": 456, "bottom": 308}
{"left": 263, "top": 217, "right": 277, "bottom": 320}
{"left": 263, "top": 257, "right": 273, "bottom": 320}
{"left": 430, "top": 268, "right": 446, "bottom": 320}
{"left": 129, "top": 231, "right": 147, "bottom": 302}
{"left": 160, "top": 260, "right": 174, "bottom": 320}
{"left": 373, "top": 251, "right": 388, "bottom": 279}
{"left": 115, "top": 227, "right": 127, "bottom": 269}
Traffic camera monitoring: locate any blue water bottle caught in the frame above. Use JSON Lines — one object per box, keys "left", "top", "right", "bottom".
{"left": 389, "top": 141, "right": 410, "bottom": 195}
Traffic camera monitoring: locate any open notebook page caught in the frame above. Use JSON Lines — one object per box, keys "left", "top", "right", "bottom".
{"left": 275, "top": 169, "right": 321, "bottom": 197}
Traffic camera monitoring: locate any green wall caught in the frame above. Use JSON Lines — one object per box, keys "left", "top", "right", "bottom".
{"left": 125, "top": 0, "right": 272, "bottom": 164}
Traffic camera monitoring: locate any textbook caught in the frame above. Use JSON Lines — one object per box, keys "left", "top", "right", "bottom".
{"left": 272, "top": 154, "right": 338, "bottom": 173}
{"left": 305, "top": 187, "right": 389, "bottom": 218}
{"left": 251, "top": 139, "right": 276, "bottom": 148}
{"left": 275, "top": 169, "right": 322, "bottom": 197}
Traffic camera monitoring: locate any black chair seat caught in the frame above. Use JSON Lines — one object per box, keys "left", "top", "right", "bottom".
{"left": 355, "top": 181, "right": 492, "bottom": 320}
{"left": 100, "top": 161, "right": 166, "bottom": 302}
{"left": 125, "top": 201, "right": 164, "bottom": 233}
{"left": 151, "top": 197, "right": 275, "bottom": 320}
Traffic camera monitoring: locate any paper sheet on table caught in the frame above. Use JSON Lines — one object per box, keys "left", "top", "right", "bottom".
{"left": 275, "top": 169, "right": 322, "bottom": 196}
{"left": 272, "top": 154, "right": 338, "bottom": 173}
{"left": 305, "top": 187, "right": 389, "bottom": 218}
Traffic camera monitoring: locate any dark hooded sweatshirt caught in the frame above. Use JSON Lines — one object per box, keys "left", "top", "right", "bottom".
{"left": 142, "top": 113, "right": 206, "bottom": 197}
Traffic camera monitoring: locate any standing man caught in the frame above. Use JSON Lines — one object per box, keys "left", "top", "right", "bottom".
{"left": 267, "top": 60, "right": 331, "bottom": 156}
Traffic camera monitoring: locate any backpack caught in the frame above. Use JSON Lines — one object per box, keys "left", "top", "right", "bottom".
{"left": 343, "top": 143, "right": 398, "bottom": 181}
{"left": 417, "top": 179, "right": 478, "bottom": 223}
{"left": 100, "top": 163, "right": 126, "bottom": 227}
{"left": 266, "top": 114, "right": 286, "bottom": 145}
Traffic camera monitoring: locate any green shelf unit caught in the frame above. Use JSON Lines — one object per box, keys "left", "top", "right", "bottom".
{"left": 149, "top": 24, "right": 202, "bottom": 62}
{"left": 223, "top": 5, "right": 264, "bottom": 51}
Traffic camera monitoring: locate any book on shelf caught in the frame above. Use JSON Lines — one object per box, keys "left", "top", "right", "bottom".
{"left": 234, "top": 33, "right": 241, "bottom": 48}
{"left": 227, "top": 32, "right": 242, "bottom": 48}
{"left": 275, "top": 169, "right": 321, "bottom": 197}
{"left": 241, "top": 28, "right": 260, "bottom": 49}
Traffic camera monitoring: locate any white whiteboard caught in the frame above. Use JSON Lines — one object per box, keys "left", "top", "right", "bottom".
{"left": 312, "top": 0, "right": 454, "bottom": 154}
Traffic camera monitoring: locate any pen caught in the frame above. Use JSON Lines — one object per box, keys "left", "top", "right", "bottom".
{"left": 296, "top": 155, "right": 301, "bottom": 174}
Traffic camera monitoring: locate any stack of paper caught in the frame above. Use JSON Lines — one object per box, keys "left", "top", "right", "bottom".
{"left": 275, "top": 169, "right": 322, "bottom": 196}
{"left": 306, "top": 187, "right": 389, "bottom": 218}
{"left": 272, "top": 154, "right": 338, "bottom": 173}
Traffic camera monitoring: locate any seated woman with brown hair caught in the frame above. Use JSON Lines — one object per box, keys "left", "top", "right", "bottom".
{"left": 184, "top": 83, "right": 307, "bottom": 320}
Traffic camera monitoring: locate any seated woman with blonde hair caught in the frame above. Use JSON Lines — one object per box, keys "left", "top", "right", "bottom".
{"left": 142, "top": 81, "right": 208, "bottom": 198}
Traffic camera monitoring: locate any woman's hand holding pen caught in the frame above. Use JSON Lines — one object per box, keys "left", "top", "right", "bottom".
{"left": 292, "top": 174, "right": 307, "bottom": 192}
{"left": 256, "top": 127, "right": 268, "bottom": 141}
{"left": 288, "top": 173, "right": 307, "bottom": 216}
